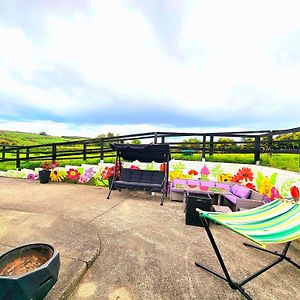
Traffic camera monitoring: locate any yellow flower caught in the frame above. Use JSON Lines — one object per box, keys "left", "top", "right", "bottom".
{"left": 258, "top": 176, "right": 273, "bottom": 198}
{"left": 217, "top": 173, "right": 233, "bottom": 182}
{"left": 50, "top": 170, "right": 65, "bottom": 182}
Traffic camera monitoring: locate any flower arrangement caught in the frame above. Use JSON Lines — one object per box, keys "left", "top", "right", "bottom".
{"left": 41, "top": 160, "right": 59, "bottom": 170}
{"left": 39, "top": 160, "right": 59, "bottom": 184}
{"left": 101, "top": 163, "right": 121, "bottom": 180}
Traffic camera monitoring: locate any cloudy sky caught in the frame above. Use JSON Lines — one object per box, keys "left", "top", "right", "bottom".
{"left": 0, "top": 0, "right": 299, "bottom": 138}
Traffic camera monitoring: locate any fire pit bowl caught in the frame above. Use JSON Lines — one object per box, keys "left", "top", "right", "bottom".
{"left": 0, "top": 243, "right": 60, "bottom": 300}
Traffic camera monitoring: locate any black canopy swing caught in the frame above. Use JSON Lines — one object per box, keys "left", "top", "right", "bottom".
{"left": 106, "top": 143, "right": 171, "bottom": 205}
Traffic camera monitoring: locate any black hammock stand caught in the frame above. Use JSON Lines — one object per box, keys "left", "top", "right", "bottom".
{"left": 107, "top": 143, "right": 171, "bottom": 205}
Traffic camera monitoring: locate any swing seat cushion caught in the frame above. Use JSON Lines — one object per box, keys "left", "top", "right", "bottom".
{"left": 113, "top": 169, "right": 164, "bottom": 192}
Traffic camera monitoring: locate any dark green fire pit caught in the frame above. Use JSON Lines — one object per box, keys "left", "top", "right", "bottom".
{"left": 0, "top": 243, "right": 60, "bottom": 300}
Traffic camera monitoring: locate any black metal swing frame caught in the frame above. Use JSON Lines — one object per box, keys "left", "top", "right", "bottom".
{"left": 196, "top": 217, "right": 300, "bottom": 300}
{"left": 107, "top": 143, "right": 170, "bottom": 205}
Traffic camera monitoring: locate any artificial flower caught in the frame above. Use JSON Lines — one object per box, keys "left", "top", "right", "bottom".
{"left": 217, "top": 173, "right": 233, "bottom": 182}
{"left": 27, "top": 173, "right": 38, "bottom": 180}
{"left": 290, "top": 186, "right": 300, "bottom": 200}
{"left": 270, "top": 186, "right": 282, "bottom": 200}
{"left": 200, "top": 165, "right": 210, "bottom": 176}
{"left": 130, "top": 165, "right": 140, "bottom": 170}
{"left": 101, "top": 163, "right": 121, "bottom": 180}
{"left": 257, "top": 176, "right": 273, "bottom": 198}
{"left": 188, "top": 169, "right": 198, "bottom": 176}
{"left": 67, "top": 168, "right": 81, "bottom": 181}
{"left": 245, "top": 183, "right": 256, "bottom": 190}
{"left": 235, "top": 167, "right": 254, "bottom": 182}
{"left": 50, "top": 170, "right": 66, "bottom": 182}
{"left": 79, "top": 168, "right": 96, "bottom": 183}
{"left": 160, "top": 163, "right": 166, "bottom": 172}
{"left": 42, "top": 160, "right": 59, "bottom": 170}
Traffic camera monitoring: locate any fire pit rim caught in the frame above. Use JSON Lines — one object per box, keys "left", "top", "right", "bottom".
{"left": 0, "top": 242, "right": 58, "bottom": 279}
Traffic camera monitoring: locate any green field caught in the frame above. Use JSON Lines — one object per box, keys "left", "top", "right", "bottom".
{"left": 0, "top": 131, "right": 299, "bottom": 172}
{"left": 0, "top": 130, "right": 84, "bottom": 146}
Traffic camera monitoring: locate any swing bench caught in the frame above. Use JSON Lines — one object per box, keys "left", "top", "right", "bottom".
{"left": 196, "top": 199, "right": 300, "bottom": 300}
{"left": 107, "top": 143, "right": 170, "bottom": 205}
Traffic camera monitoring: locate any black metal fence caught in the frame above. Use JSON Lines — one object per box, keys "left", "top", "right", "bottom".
{"left": 1, "top": 127, "right": 299, "bottom": 169}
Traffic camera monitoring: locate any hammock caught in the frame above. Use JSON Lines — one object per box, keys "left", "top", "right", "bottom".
{"left": 195, "top": 199, "right": 300, "bottom": 300}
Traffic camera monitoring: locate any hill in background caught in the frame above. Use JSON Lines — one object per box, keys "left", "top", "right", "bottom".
{"left": 0, "top": 130, "right": 86, "bottom": 146}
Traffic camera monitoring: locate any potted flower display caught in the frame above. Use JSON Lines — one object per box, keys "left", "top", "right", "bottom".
{"left": 39, "top": 160, "right": 59, "bottom": 184}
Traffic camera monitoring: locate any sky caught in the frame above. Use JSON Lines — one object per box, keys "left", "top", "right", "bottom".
{"left": 0, "top": 0, "right": 299, "bottom": 138}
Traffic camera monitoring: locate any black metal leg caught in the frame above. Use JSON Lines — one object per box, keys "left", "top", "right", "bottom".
{"left": 243, "top": 242, "right": 300, "bottom": 270}
{"left": 196, "top": 221, "right": 300, "bottom": 299}
{"left": 195, "top": 218, "right": 237, "bottom": 288}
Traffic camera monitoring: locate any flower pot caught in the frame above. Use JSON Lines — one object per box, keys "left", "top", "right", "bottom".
{"left": 0, "top": 243, "right": 60, "bottom": 300}
{"left": 39, "top": 170, "right": 51, "bottom": 184}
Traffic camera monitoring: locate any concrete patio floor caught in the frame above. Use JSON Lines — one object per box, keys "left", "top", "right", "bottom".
{"left": 0, "top": 177, "right": 299, "bottom": 300}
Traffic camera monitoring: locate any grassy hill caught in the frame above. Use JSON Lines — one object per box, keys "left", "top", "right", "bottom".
{"left": 0, "top": 130, "right": 85, "bottom": 146}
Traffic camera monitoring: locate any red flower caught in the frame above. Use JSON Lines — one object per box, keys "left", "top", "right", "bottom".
{"left": 67, "top": 169, "right": 81, "bottom": 181}
{"left": 188, "top": 169, "right": 198, "bottom": 176}
{"left": 235, "top": 168, "right": 254, "bottom": 182}
{"left": 101, "top": 163, "right": 122, "bottom": 180}
{"left": 245, "top": 183, "right": 256, "bottom": 190}
{"left": 232, "top": 174, "right": 243, "bottom": 183}
{"left": 290, "top": 186, "right": 300, "bottom": 199}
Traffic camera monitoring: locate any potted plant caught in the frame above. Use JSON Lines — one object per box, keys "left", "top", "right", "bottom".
{"left": 39, "top": 160, "right": 59, "bottom": 184}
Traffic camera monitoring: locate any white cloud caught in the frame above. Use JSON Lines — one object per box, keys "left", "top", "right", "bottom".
{"left": 0, "top": 0, "right": 299, "bottom": 127}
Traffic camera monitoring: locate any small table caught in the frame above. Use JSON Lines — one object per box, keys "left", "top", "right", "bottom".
{"left": 184, "top": 191, "right": 212, "bottom": 227}
{"left": 177, "top": 184, "right": 230, "bottom": 206}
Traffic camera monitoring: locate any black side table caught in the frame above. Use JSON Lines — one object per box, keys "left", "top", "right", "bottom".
{"left": 184, "top": 191, "right": 212, "bottom": 227}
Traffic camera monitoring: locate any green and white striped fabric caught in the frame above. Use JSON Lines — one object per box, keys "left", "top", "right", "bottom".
{"left": 197, "top": 199, "right": 300, "bottom": 247}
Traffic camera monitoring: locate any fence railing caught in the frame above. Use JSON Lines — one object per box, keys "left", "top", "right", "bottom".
{"left": 1, "top": 127, "right": 299, "bottom": 169}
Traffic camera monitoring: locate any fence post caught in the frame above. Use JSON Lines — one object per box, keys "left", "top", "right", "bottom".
{"left": 2, "top": 146, "right": 5, "bottom": 160}
{"left": 154, "top": 133, "right": 158, "bottom": 144}
{"left": 254, "top": 136, "right": 261, "bottom": 163}
{"left": 202, "top": 135, "right": 206, "bottom": 160}
{"left": 161, "top": 136, "right": 165, "bottom": 143}
{"left": 52, "top": 144, "right": 57, "bottom": 161}
{"left": 83, "top": 143, "right": 87, "bottom": 160}
{"left": 16, "top": 148, "right": 20, "bottom": 169}
{"left": 26, "top": 147, "right": 30, "bottom": 159}
{"left": 268, "top": 131, "right": 273, "bottom": 156}
{"left": 100, "top": 138, "right": 104, "bottom": 162}
{"left": 209, "top": 135, "right": 214, "bottom": 156}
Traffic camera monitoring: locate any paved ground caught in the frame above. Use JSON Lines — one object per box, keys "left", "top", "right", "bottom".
{"left": 0, "top": 177, "right": 300, "bottom": 300}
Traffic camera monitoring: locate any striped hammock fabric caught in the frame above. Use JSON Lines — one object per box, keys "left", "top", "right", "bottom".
{"left": 198, "top": 199, "right": 300, "bottom": 247}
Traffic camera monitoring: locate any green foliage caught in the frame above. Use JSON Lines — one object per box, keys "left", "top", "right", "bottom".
{"left": 145, "top": 162, "right": 154, "bottom": 170}
{"left": 210, "top": 164, "right": 224, "bottom": 179}
{"left": 256, "top": 171, "right": 263, "bottom": 188}
{"left": 131, "top": 139, "right": 141, "bottom": 144}
{"left": 269, "top": 173, "right": 278, "bottom": 185}
{"left": 173, "top": 162, "right": 186, "bottom": 171}
{"left": 182, "top": 138, "right": 201, "bottom": 149}
{"left": 215, "top": 138, "right": 239, "bottom": 151}
{"left": 280, "top": 178, "right": 296, "bottom": 197}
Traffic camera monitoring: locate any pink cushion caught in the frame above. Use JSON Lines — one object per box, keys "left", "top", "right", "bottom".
{"left": 200, "top": 181, "right": 215, "bottom": 187}
{"left": 172, "top": 179, "right": 186, "bottom": 187}
{"left": 186, "top": 180, "right": 200, "bottom": 186}
{"left": 231, "top": 184, "right": 251, "bottom": 198}
{"left": 216, "top": 183, "right": 231, "bottom": 191}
